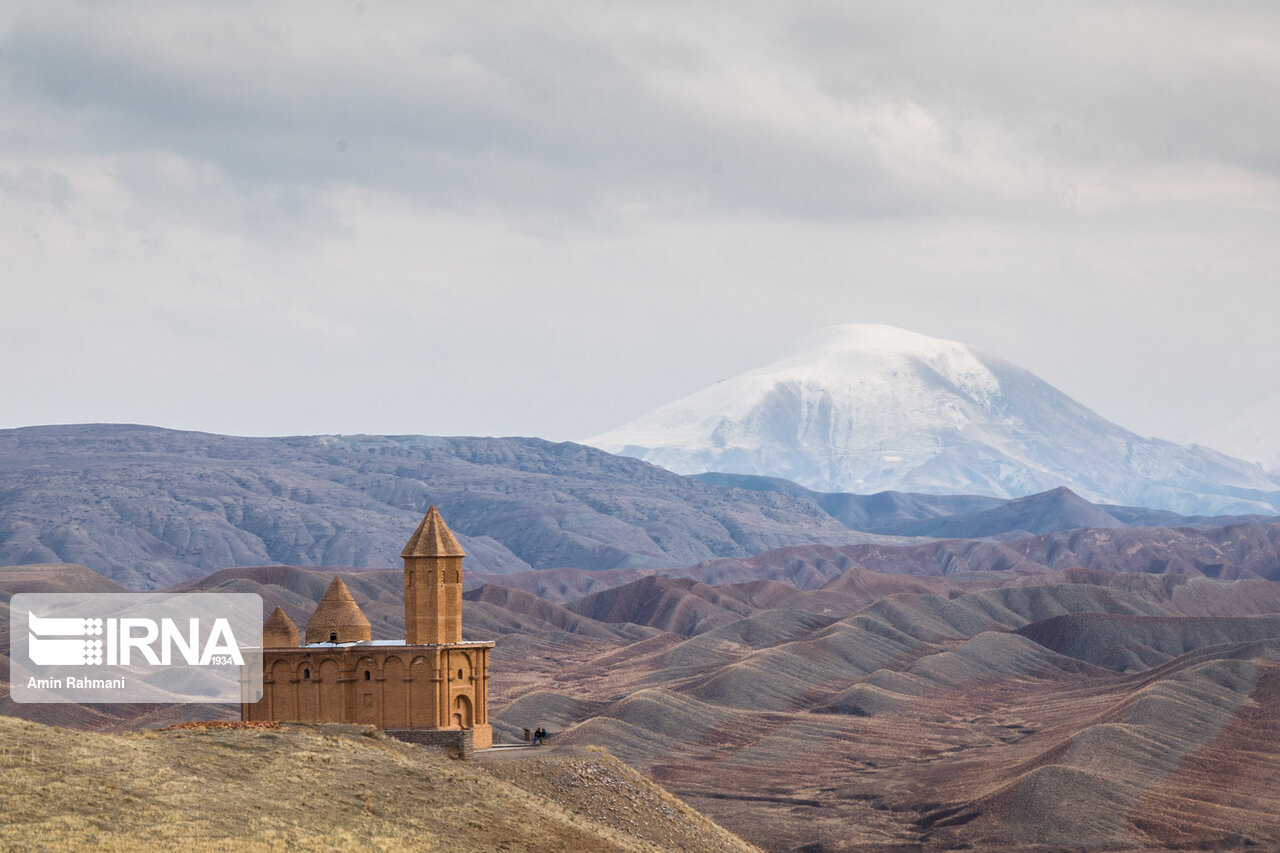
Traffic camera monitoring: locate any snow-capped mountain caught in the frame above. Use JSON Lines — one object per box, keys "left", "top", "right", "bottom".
{"left": 586, "top": 325, "right": 1280, "bottom": 515}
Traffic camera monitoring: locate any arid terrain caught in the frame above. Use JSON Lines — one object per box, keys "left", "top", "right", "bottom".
{"left": 7, "top": 553, "right": 1280, "bottom": 851}
{"left": 489, "top": 571, "right": 1280, "bottom": 851}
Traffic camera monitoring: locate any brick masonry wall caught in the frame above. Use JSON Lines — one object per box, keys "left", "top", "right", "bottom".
{"left": 386, "top": 728, "right": 475, "bottom": 760}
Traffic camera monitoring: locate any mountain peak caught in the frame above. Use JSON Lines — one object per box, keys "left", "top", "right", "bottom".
{"left": 796, "top": 324, "right": 972, "bottom": 357}
{"left": 586, "top": 327, "right": 1279, "bottom": 515}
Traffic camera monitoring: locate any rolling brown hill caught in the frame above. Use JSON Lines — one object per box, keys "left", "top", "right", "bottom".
{"left": 0, "top": 717, "right": 760, "bottom": 853}
{"left": 487, "top": 577, "right": 1280, "bottom": 851}
{"left": 527, "top": 633, "right": 1280, "bottom": 851}
{"left": 464, "top": 521, "right": 1280, "bottom": 612}
{"left": 8, "top": 559, "right": 1280, "bottom": 851}
{"left": 1010, "top": 521, "right": 1280, "bottom": 580}
{"left": 566, "top": 575, "right": 758, "bottom": 636}
{"left": 668, "top": 519, "right": 1280, "bottom": 589}
{"left": 0, "top": 562, "right": 126, "bottom": 597}
{"left": 911, "top": 640, "right": 1280, "bottom": 849}
{"left": 1016, "top": 612, "right": 1280, "bottom": 671}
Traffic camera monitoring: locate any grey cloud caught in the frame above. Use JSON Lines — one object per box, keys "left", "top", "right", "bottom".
{"left": 0, "top": 165, "right": 73, "bottom": 208}
{"left": 1, "top": 1, "right": 1278, "bottom": 448}
{"left": 781, "top": 3, "right": 1280, "bottom": 171}
{"left": 24, "top": 2, "right": 1260, "bottom": 221}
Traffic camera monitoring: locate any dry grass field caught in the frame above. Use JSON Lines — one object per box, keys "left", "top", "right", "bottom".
{"left": 0, "top": 717, "right": 760, "bottom": 852}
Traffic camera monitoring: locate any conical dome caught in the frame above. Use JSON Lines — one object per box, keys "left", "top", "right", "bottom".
{"left": 402, "top": 505, "right": 465, "bottom": 558}
{"left": 262, "top": 606, "right": 300, "bottom": 647}
{"left": 305, "top": 576, "right": 372, "bottom": 644}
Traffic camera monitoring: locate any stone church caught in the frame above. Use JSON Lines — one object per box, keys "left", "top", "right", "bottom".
{"left": 242, "top": 506, "right": 493, "bottom": 749}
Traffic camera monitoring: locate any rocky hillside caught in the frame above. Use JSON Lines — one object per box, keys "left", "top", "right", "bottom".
{"left": 0, "top": 424, "right": 866, "bottom": 589}
{"left": 0, "top": 717, "right": 759, "bottom": 853}
{"left": 4, "top": 424, "right": 1274, "bottom": 591}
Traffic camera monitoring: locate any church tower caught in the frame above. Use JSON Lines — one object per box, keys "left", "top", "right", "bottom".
{"left": 401, "top": 505, "right": 465, "bottom": 645}
{"left": 247, "top": 503, "right": 493, "bottom": 750}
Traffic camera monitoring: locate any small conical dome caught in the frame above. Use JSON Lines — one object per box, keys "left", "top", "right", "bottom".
{"left": 305, "top": 577, "right": 372, "bottom": 644}
{"left": 402, "top": 505, "right": 465, "bottom": 558}
{"left": 262, "top": 606, "right": 300, "bottom": 647}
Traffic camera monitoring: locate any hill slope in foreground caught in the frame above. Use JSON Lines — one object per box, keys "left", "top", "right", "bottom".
{"left": 0, "top": 717, "right": 758, "bottom": 853}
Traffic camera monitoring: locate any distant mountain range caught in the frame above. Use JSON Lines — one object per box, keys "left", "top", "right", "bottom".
{"left": 0, "top": 424, "right": 868, "bottom": 589}
{"left": 3, "top": 424, "right": 1276, "bottom": 590}
{"left": 586, "top": 324, "right": 1280, "bottom": 515}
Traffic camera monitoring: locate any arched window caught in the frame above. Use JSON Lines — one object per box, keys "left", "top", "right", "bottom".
{"left": 458, "top": 668, "right": 464, "bottom": 681}
{"left": 303, "top": 668, "right": 310, "bottom": 680}
{"left": 329, "top": 632, "right": 338, "bottom": 643}
{"left": 364, "top": 670, "right": 371, "bottom": 681}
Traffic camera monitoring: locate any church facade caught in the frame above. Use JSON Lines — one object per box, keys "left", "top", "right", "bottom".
{"left": 242, "top": 506, "right": 493, "bottom": 749}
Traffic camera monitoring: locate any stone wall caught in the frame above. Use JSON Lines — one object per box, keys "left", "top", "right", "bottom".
{"left": 386, "top": 728, "right": 475, "bottom": 760}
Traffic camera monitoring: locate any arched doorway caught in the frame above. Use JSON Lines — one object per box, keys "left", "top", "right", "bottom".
{"left": 452, "top": 694, "right": 473, "bottom": 729}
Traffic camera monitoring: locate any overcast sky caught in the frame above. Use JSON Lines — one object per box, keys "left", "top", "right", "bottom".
{"left": 3, "top": 2, "right": 1278, "bottom": 464}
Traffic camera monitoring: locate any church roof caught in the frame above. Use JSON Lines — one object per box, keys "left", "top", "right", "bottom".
{"left": 305, "top": 576, "right": 371, "bottom": 643}
{"left": 401, "top": 505, "right": 465, "bottom": 558}
{"left": 262, "top": 606, "right": 300, "bottom": 647}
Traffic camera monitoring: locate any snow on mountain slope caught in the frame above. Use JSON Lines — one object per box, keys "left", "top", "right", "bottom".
{"left": 585, "top": 325, "right": 1280, "bottom": 515}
